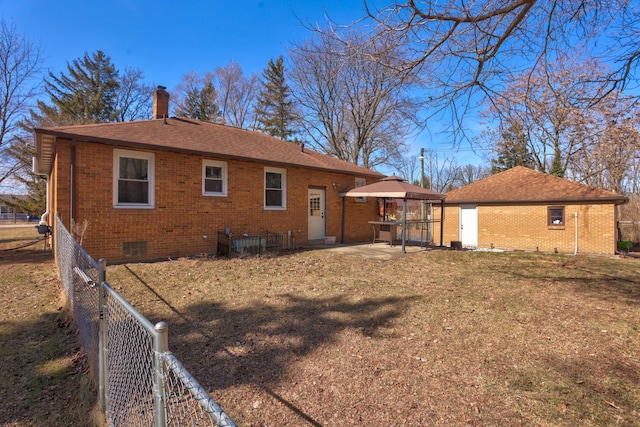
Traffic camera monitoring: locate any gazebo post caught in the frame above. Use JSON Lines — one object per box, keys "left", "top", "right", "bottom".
{"left": 440, "top": 199, "right": 445, "bottom": 246}
{"left": 402, "top": 198, "right": 407, "bottom": 253}
{"left": 340, "top": 196, "right": 346, "bottom": 244}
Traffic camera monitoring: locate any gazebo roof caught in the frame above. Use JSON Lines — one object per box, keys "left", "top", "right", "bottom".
{"left": 343, "top": 176, "right": 445, "bottom": 200}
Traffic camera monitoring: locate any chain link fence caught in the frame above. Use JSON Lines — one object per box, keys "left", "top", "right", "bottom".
{"left": 55, "top": 214, "right": 236, "bottom": 426}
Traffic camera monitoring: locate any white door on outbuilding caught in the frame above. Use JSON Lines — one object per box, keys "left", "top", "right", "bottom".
{"left": 460, "top": 205, "right": 478, "bottom": 247}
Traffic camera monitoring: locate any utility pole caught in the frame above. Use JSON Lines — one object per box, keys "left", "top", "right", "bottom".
{"left": 419, "top": 148, "right": 425, "bottom": 188}
{"left": 429, "top": 151, "right": 433, "bottom": 191}
{"left": 419, "top": 148, "right": 426, "bottom": 244}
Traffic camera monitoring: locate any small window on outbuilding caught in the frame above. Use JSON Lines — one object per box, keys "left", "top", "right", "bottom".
{"left": 548, "top": 206, "right": 565, "bottom": 226}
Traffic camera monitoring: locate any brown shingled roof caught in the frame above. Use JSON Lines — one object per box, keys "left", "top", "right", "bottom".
{"left": 34, "top": 117, "right": 383, "bottom": 178}
{"left": 445, "top": 166, "right": 627, "bottom": 205}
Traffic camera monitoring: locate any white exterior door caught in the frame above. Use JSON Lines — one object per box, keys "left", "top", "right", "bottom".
{"left": 460, "top": 205, "right": 478, "bottom": 247}
{"left": 308, "top": 189, "right": 325, "bottom": 240}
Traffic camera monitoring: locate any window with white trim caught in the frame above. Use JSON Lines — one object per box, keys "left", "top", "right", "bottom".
{"left": 113, "top": 149, "right": 155, "bottom": 208}
{"left": 202, "top": 160, "right": 227, "bottom": 196}
{"left": 355, "top": 177, "right": 367, "bottom": 202}
{"left": 265, "top": 167, "right": 286, "bottom": 209}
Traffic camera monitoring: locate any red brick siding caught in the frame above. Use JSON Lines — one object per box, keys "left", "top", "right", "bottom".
{"left": 52, "top": 140, "right": 379, "bottom": 262}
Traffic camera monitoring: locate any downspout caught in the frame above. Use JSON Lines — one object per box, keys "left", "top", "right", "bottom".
{"left": 340, "top": 196, "right": 345, "bottom": 244}
{"left": 40, "top": 178, "right": 50, "bottom": 224}
{"left": 70, "top": 139, "right": 77, "bottom": 222}
{"left": 32, "top": 155, "right": 50, "bottom": 224}
{"left": 574, "top": 211, "right": 579, "bottom": 255}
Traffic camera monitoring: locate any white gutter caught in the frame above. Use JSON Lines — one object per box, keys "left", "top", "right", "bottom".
{"left": 32, "top": 156, "right": 50, "bottom": 224}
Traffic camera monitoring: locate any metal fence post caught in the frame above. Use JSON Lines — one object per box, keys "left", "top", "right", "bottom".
{"left": 154, "top": 321, "right": 169, "bottom": 427}
{"left": 98, "top": 258, "right": 107, "bottom": 412}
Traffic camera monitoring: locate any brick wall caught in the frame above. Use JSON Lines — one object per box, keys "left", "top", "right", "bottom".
{"left": 435, "top": 203, "right": 618, "bottom": 255}
{"left": 52, "top": 139, "right": 380, "bottom": 262}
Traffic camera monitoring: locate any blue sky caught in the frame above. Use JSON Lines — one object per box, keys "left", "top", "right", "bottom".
{"left": 1, "top": 0, "right": 484, "bottom": 178}
{"left": 1, "top": 0, "right": 367, "bottom": 90}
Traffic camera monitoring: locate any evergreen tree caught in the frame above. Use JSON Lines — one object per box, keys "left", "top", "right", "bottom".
{"left": 549, "top": 149, "right": 565, "bottom": 178}
{"left": 491, "top": 123, "right": 535, "bottom": 174}
{"left": 174, "top": 80, "right": 220, "bottom": 121}
{"left": 37, "top": 51, "right": 119, "bottom": 125}
{"left": 254, "top": 56, "right": 297, "bottom": 141}
{"left": 16, "top": 51, "right": 147, "bottom": 215}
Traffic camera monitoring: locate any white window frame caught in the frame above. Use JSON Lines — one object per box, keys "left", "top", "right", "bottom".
{"left": 354, "top": 177, "right": 367, "bottom": 202}
{"left": 202, "top": 160, "right": 228, "bottom": 196}
{"left": 113, "top": 149, "right": 155, "bottom": 209}
{"left": 264, "top": 167, "right": 287, "bottom": 210}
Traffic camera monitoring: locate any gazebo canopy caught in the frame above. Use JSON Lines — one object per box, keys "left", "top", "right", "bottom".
{"left": 342, "top": 176, "right": 446, "bottom": 253}
{"left": 343, "top": 176, "right": 445, "bottom": 200}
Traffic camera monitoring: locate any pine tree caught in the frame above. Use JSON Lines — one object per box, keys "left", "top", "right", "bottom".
{"left": 17, "top": 51, "right": 137, "bottom": 215}
{"left": 37, "top": 51, "right": 119, "bottom": 125}
{"left": 549, "top": 150, "right": 565, "bottom": 177}
{"left": 254, "top": 56, "right": 297, "bottom": 141}
{"left": 174, "top": 80, "right": 220, "bottom": 121}
{"left": 491, "top": 123, "right": 535, "bottom": 174}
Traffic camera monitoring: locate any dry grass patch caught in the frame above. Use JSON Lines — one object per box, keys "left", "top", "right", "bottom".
{"left": 0, "top": 226, "right": 97, "bottom": 426}
{"left": 107, "top": 249, "right": 640, "bottom": 426}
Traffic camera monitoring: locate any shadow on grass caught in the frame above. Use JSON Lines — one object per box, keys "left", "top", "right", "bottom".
{"left": 173, "top": 293, "right": 414, "bottom": 379}
{"left": 170, "top": 294, "right": 415, "bottom": 425}
{"left": 0, "top": 311, "right": 96, "bottom": 426}
{"left": 121, "top": 262, "right": 419, "bottom": 424}
{"left": 0, "top": 247, "right": 53, "bottom": 264}
{"left": 124, "top": 261, "right": 418, "bottom": 425}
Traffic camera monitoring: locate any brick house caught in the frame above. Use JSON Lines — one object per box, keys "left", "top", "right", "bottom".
{"left": 433, "top": 166, "right": 627, "bottom": 255}
{"left": 33, "top": 87, "right": 384, "bottom": 262}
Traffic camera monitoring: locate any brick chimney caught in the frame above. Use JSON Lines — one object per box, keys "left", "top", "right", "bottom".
{"left": 153, "top": 85, "right": 169, "bottom": 119}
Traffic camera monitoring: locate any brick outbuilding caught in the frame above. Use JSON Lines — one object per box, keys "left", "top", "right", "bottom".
{"left": 434, "top": 166, "right": 627, "bottom": 255}
{"left": 33, "top": 87, "right": 384, "bottom": 262}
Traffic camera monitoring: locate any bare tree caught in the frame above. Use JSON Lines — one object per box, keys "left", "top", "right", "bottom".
{"left": 211, "top": 61, "right": 259, "bottom": 129}
{"left": 456, "top": 164, "right": 490, "bottom": 187}
{"left": 415, "top": 149, "right": 460, "bottom": 192}
{"left": 289, "top": 25, "right": 423, "bottom": 169}
{"left": 0, "top": 19, "right": 42, "bottom": 185}
{"left": 480, "top": 56, "right": 609, "bottom": 177}
{"left": 390, "top": 151, "right": 419, "bottom": 185}
{"left": 569, "top": 97, "right": 640, "bottom": 193}
{"left": 115, "top": 67, "right": 154, "bottom": 121}
{"left": 173, "top": 64, "right": 258, "bottom": 128}
{"left": 480, "top": 54, "right": 640, "bottom": 191}
{"left": 432, "top": 160, "right": 460, "bottom": 192}
{"left": 363, "top": 0, "right": 640, "bottom": 134}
